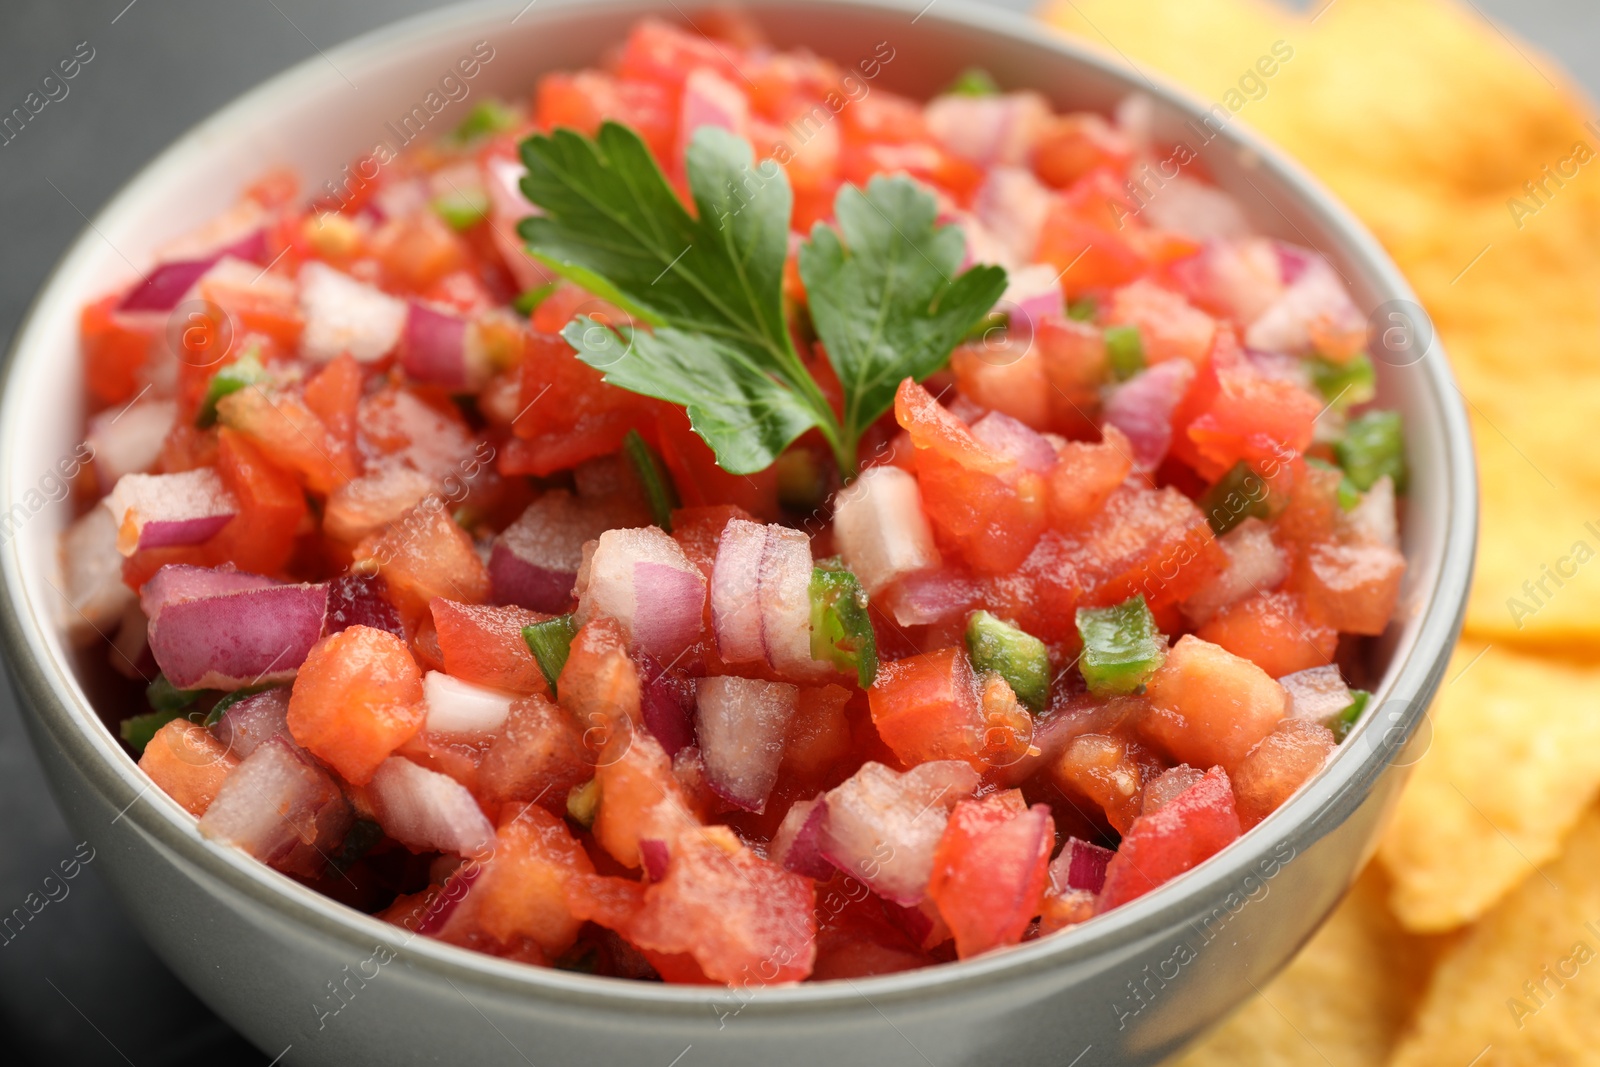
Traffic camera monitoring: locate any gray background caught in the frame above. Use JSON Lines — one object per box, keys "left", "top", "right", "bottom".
{"left": 0, "top": 1, "right": 1592, "bottom": 1064}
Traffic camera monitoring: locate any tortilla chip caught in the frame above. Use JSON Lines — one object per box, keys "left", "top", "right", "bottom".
{"left": 1168, "top": 865, "right": 1437, "bottom": 1067}
{"left": 1390, "top": 806, "right": 1600, "bottom": 1067}
{"left": 1041, "top": 0, "right": 1600, "bottom": 646}
{"left": 1377, "top": 642, "right": 1600, "bottom": 931}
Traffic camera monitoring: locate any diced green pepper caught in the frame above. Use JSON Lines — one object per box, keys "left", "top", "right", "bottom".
{"left": 1076, "top": 594, "right": 1167, "bottom": 696}
{"left": 566, "top": 778, "right": 600, "bottom": 829}
{"left": 1335, "top": 410, "right": 1407, "bottom": 493}
{"left": 1104, "top": 325, "right": 1145, "bottom": 381}
{"left": 1199, "top": 461, "right": 1271, "bottom": 536}
{"left": 623, "top": 429, "right": 679, "bottom": 532}
{"left": 947, "top": 67, "right": 1000, "bottom": 96}
{"left": 1066, "top": 297, "right": 1098, "bottom": 323}
{"left": 1308, "top": 352, "right": 1376, "bottom": 407}
{"left": 120, "top": 709, "right": 184, "bottom": 755}
{"left": 196, "top": 349, "right": 269, "bottom": 428}
{"left": 524, "top": 614, "right": 578, "bottom": 697}
{"left": 965, "top": 610, "right": 1050, "bottom": 712}
{"left": 512, "top": 281, "right": 558, "bottom": 317}
{"left": 1330, "top": 689, "right": 1370, "bottom": 742}
{"left": 147, "top": 673, "right": 204, "bottom": 713}
{"left": 809, "top": 559, "right": 878, "bottom": 688}
{"left": 450, "top": 98, "right": 520, "bottom": 144}
{"left": 432, "top": 187, "right": 490, "bottom": 231}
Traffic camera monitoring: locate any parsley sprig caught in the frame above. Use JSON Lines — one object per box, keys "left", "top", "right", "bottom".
{"left": 518, "top": 122, "right": 1006, "bottom": 477}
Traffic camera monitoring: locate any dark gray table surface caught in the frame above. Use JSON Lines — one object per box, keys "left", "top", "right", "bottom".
{"left": 0, "top": 1, "right": 1591, "bottom": 1064}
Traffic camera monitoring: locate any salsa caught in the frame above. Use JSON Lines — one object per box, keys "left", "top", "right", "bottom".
{"left": 61, "top": 16, "right": 1404, "bottom": 985}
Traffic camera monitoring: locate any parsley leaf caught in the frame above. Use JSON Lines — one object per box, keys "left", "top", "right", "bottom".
{"left": 517, "top": 121, "right": 1006, "bottom": 478}
{"left": 799, "top": 176, "right": 1008, "bottom": 458}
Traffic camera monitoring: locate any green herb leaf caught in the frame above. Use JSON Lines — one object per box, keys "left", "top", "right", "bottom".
{"left": 524, "top": 614, "right": 578, "bottom": 696}
{"left": 1076, "top": 595, "right": 1167, "bottom": 696}
{"left": 947, "top": 67, "right": 1000, "bottom": 96}
{"left": 799, "top": 175, "right": 1007, "bottom": 459}
{"left": 965, "top": 610, "right": 1050, "bottom": 712}
{"left": 622, "top": 428, "right": 679, "bottom": 530}
{"left": 809, "top": 559, "right": 878, "bottom": 688}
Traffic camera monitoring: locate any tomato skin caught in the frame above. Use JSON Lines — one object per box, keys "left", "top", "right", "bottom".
{"left": 927, "top": 791, "right": 1053, "bottom": 959}
{"left": 287, "top": 625, "right": 427, "bottom": 785}
{"left": 209, "top": 427, "right": 307, "bottom": 576}
{"left": 431, "top": 598, "right": 550, "bottom": 696}
{"left": 1097, "top": 766, "right": 1241, "bottom": 911}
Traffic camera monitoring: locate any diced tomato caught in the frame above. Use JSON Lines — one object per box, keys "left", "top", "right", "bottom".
{"left": 560, "top": 617, "right": 643, "bottom": 740}
{"left": 477, "top": 694, "right": 591, "bottom": 809}
{"left": 749, "top": 51, "right": 847, "bottom": 123}
{"left": 304, "top": 354, "right": 363, "bottom": 475}
{"left": 215, "top": 387, "right": 354, "bottom": 494}
{"left": 869, "top": 647, "right": 1032, "bottom": 771}
{"left": 1178, "top": 330, "right": 1321, "bottom": 480}
{"left": 950, "top": 341, "right": 1052, "bottom": 430}
{"left": 1231, "top": 718, "right": 1335, "bottom": 828}
{"left": 1196, "top": 589, "right": 1336, "bottom": 679}
{"left": 1035, "top": 171, "right": 1149, "bottom": 295}
{"left": 780, "top": 684, "right": 855, "bottom": 786}
{"left": 356, "top": 499, "right": 490, "bottom": 623}
{"left": 81, "top": 294, "right": 153, "bottom": 409}
{"left": 504, "top": 331, "right": 654, "bottom": 477}
{"left": 927, "top": 791, "right": 1053, "bottom": 959}
{"left": 811, "top": 876, "right": 932, "bottom": 980}
{"left": 536, "top": 70, "right": 679, "bottom": 162}
{"left": 1032, "top": 113, "right": 1133, "bottom": 189}
{"left": 138, "top": 719, "right": 239, "bottom": 816}
{"left": 431, "top": 598, "right": 550, "bottom": 696}
{"left": 208, "top": 427, "right": 308, "bottom": 576}
{"left": 157, "top": 421, "right": 220, "bottom": 474}
{"left": 840, "top": 141, "right": 986, "bottom": 206}
{"left": 1296, "top": 540, "right": 1406, "bottom": 636}
{"left": 1139, "top": 635, "right": 1286, "bottom": 772}
{"left": 627, "top": 825, "right": 817, "bottom": 984}
{"left": 614, "top": 18, "right": 747, "bottom": 92}
{"left": 895, "top": 379, "right": 1046, "bottom": 574}
{"left": 1048, "top": 425, "right": 1133, "bottom": 528}
{"left": 1105, "top": 280, "right": 1216, "bottom": 366}
{"left": 287, "top": 625, "right": 426, "bottom": 785}
{"left": 470, "top": 804, "right": 594, "bottom": 956}
{"left": 1097, "top": 766, "right": 1241, "bottom": 911}
{"left": 594, "top": 733, "right": 699, "bottom": 869}
{"left": 372, "top": 212, "right": 471, "bottom": 295}
{"left": 198, "top": 265, "right": 303, "bottom": 351}
{"left": 1036, "top": 315, "right": 1108, "bottom": 437}
{"left": 1050, "top": 733, "right": 1159, "bottom": 836}
{"left": 564, "top": 871, "right": 647, "bottom": 932}
{"left": 395, "top": 729, "right": 492, "bottom": 792}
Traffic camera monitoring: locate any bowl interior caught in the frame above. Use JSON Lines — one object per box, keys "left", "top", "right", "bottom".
{"left": 0, "top": 0, "right": 1472, "bottom": 1006}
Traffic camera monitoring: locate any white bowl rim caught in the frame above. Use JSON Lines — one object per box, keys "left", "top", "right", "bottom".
{"left": 0, "top": 0, "right": 1476, "bottom": 1015}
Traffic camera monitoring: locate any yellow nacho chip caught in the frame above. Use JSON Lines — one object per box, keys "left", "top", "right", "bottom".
{"left": 1168, "top": 865, "right": 1436, "bottom": 1067}
{"left": 1041, "top": 0, "right": 1600, "bottom": 646}
{"left": 1390, "top": 806, "right": 1600, "bottom": 1067}
{"left": 1377, "top": 642, "right": 1600, "bottom": 931}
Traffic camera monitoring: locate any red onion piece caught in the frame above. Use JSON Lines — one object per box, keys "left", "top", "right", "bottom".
{"left": 212, "top": 688, "right": 291, "bottom": 760}
{"left": 411, "top": 860, "right": 485, "bottom": 937}
{"left": 1276, "top": 241, "right": 1314, "bottom": 284}
{"left": 148, "top": 582, "right": 328, "bottom": 690}
{"left": 105, "top": 469, "right": 239, "bottom": 555}
{"left": 999, "top": 263, "right": 1065, "bottom": 336}
{"left": 925, "top": 92, "right": 1050, "bottom": 167}
{"left": 198, "top": 735, "right": 352, "bottom": 878}
{"left": 1245, "top": 252, "right": 1364, "bottom": 357}
{"left": 218, "top": 227, "right": 268, "bottom": 264}
{"left": 576, "top": 526, "right": 705, "bottom": 662}
{"left": 679, "top": 68, "right": 749, "bottom": 149}
{"left": 117, "top": 258, "right": 213, "bottom": 313}
{"left": 637, "top": 651, "right": 696, "bottom": 759}
{"left": 769, "top": 798, "right": 834, "bottom": 880}
{"left": 639, "top": 838, "right": 671, "bottom": 882}
{"left": 139, "top": 563, "right": 278, "bottom": 620}
{"left": 490, "top": 491, "right": 612, "bottom": 613}
{"left": 87, "top": 399, "right": 175, "bottom": 491}
{"left": 971, "top": 411, "right": 1056, "bottom": 473}
{"left": 368, "top": 756, "right": 495, "bottom": 858}
{"left": 883, "top": 567, "right": 978, "bottom": 628}
{"left": 1171, "top": 239, "right": 1283, "bottom": 326}
{"left": 298, "top": 261, "right": 407, "bottom": 364}
{"left": 1140, "top": 177, "right": 1251, "bottom": 242}
{"left": 974, "top": 168, "right": 1053, "bottom": 268}
{"left": 709, "top": 519, "right": 766, "bottom": 665}
{"left": 694, "top": 676, "right": 799, "bottom": 814}
{"left": 818, "top": 760, "right": 979, "bottom": 905}
{"left": 423, "top": 671, "right": 514, "bottom": 734}
{"left": 323, "top": 572, "right": 405, "bottom": 638}
{"left": 1103, "top": 359, "right": 1196, "bottom": 472}
{"left": 1053, "top": 836, "right": 1114, "bottom": 895}
{"left": 400, "top": 302, "right": 471, "bottom": 390}
{"left": 831, "top": 465, "right": 942, "bottom": 597}
{"left": 483, "top": 155, "right": 554, "bottom": 292}
{"left": 1280, "top": 665, "right": 1354, "bottom": 722}
{"left": 710, "top": 519, "right": 824, "bottom": 680}
{"left": 1180, "top": 518, "right": 1288, "bottom": 626}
